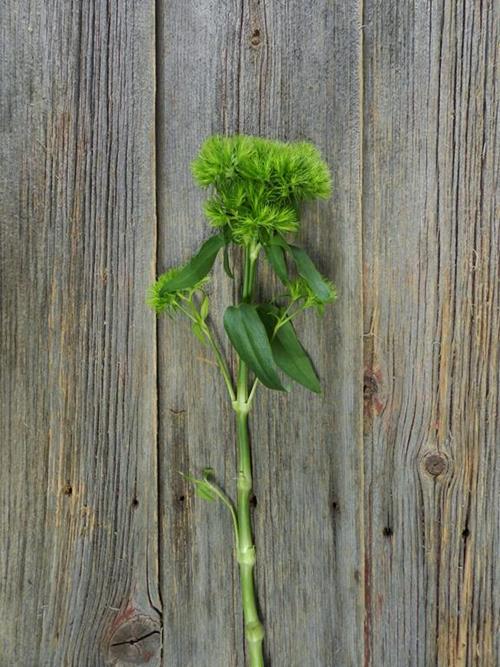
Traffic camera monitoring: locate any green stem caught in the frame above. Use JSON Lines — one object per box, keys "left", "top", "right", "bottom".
{"left": 203, "top": 325, "right": 236, "bottom": 402}
{"left": 235, "top": 242, "right": 265, "bottom": 667}
{"left": 203, "top": 475, "right": 240, "bottom": 550}
{"left": 179, "top": 294, "right": 236, "bottom": 401}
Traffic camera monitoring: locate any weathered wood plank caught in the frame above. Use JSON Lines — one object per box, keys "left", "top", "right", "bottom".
{"left": 3, "top": 0, "right": 496, "bottom": 664}
{"left": 156, "top": 2, "right": 364, "bottom": 665}
{"left": 0, "top": 3, "right": 159, "bottom": 665}
{"left": 362, "top": 1, "right": 499, "bottom": 665}
{"left": 155, "top": 3, "right": 244, "bottom": 664}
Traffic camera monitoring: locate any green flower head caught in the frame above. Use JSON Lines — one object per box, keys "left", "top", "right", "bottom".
{"left": 147, "top": 267, "right": 208, "bottom": 316}
{"left": 288, "top": 277, "right": 337, "bottom": 314}
{"left": 192, "top": 135, "right": 331, "bottom": 245}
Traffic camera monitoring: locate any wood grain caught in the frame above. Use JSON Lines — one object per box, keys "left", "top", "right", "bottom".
{"left": 362, "top": 1, "right": 499, "bottom": 665}
{"left": 0, "top": 2, "right": 159, "bottom": 665}
{"left": 156, "top": 1, "right": 364, "bottom": 665}
{"left": 1, "top": 1, "right": 497, "bottom": 665}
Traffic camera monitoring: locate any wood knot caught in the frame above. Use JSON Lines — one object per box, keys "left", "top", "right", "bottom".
{"left": 250, "top": 29, "right": 261, "bottom": 47}
{"left": 423, "top": 452, "right": 448, "bottom": 477}
{"left": 363, "top": 367, "right": 384, "bottom": 418}
{"left": 363, "top": 372, "right": 378, "bottom": 398}
{"left": 108, "top": 614, "right": 161, "bottom": 664}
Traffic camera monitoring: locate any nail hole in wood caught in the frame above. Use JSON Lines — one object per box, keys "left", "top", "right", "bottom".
{"left": 332, "top": 501, "right": 339, "bottom": 512}
{"left": 178, "top": 495, "right": 185, "bottom": 503}
{"left": 383, "top": 526, "right": 393, "bottom": 537}
{"left": 250, "top": 494, "right": 257, "bottom": 508}
{"left": 63, "top": 483, "right": 72, "bottom": 497}
{"left": 462, "top": 527, "right": 470, "bottom": 540}
{"left": 132, "top": 497, "right": 139, "bottom": 508}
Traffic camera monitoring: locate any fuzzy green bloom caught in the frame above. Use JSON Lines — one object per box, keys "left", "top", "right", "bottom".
{"left": 192, "top": 135, "right": 331, "bottom": 244}
{"left": 147, "top": 267, "right": 207, "bottom": 316}
{"left": 288, "top": 277, "right": 337, "bottom": 314}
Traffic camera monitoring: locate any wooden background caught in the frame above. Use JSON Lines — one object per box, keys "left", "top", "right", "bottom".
{"left": 1, "top": 2, "right": 498, "bottom": 666}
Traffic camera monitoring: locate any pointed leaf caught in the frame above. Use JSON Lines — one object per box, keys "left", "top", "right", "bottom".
{"left": 181, "top": 472, "right": 216, "bottom": 502}
{"left": 269, "top": 236, "right": 332, "bottom": 302}
{"left": 200, "top": 295, "right": 209, "bottom": 320}
{"left": 258, "top": 307, "right": 321, "bottom": 393}
{"left": 288, "top": 245, "right": 332, "bottom": 302}
{"left": 265, "top": 244, "right": 289, "bottom": 283}
{"left": 223, "top": 244, "right": 234, "bottom": 279}
{"left": 161, "top": 234, "right": 225, "bottom": 293}
{"left": 273, "top": 322, "right": 321, "bottom": 394}
{"left": 194, "top": 483, "right": 217, "bottom": 502}
{"left": 267, "top": 235, "right": 289, "bottom": 249}
{"left": 223, "top": 304, "right": 286, "bottom": 391}
{"left": 191, "top": 322, "right": 207, "bottom": 345}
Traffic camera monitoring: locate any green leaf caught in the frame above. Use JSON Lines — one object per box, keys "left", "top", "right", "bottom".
{"left": 223, "top": 304, "right": 286, "bottom": 391}
{"left": 258, "top": 306, "right": 321, "bottom": 394}
{"left": 200, "top": 295, "right": 209, "bottom": 320}
{"left": 160, "top": 234, "right": 225, "bottom": 293}
{"left": 265, "top": 244, "right": 289, "bottom": 283}
{"left": 256, "top": 304, "right": 281, "bottom": 333}
{"left": 191, "top": 322, "right": 207, "bottom": 345}
{"left": 181, "top": 472, "right": 216, "bottom": 502}
{"left": 268, "top": 236, "right": 332, "bottom": 302}
{"left": 267, "top": 234, "right": 289, "bottom": 250}
{"left": 223, "top": 244, "right": 234, "bottom": 279}
{"left": 288, "top": 245, "right": 332, "bottom": 302}
{"left": 194, "top": 483, "right": 217, "bottom": 502}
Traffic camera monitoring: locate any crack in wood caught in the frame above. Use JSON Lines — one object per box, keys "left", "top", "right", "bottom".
{"left": 111, "top": 630, "right": 160, "bottom": 648}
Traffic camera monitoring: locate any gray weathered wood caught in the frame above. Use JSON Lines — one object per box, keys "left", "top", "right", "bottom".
{"left": 362, "top": 1, "right": 499, "bottom": 665}
{"left": 156, "top": 1, "right": 364, "bottom": 665}
{"left": 0, "top": 2, "right": 160, "bottom": 665}
{"left": 2, "top": 1, "right": 498, "bottom": 665}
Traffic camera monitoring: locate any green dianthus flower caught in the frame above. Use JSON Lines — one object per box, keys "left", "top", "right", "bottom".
{"left": 192, "top": 135, "right": 331, "bottom": 245}
{"left": 147, "top": 267, "right": 208, "bottom": 316}
{"left": 288, "top": 277, "right": 337, "bottom": 314}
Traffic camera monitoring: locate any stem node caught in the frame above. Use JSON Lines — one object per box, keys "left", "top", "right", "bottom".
{"left": 237, "top": 471, "right": 252, "bottom": 493}
{"left": 245, "top": 620, "right": 265, "bottom": 644}
{"left": 232, "top": 399, "right": 250, "bottom": 416}
{"left": 237, "top": 545, "right": 256, "bottom": 566}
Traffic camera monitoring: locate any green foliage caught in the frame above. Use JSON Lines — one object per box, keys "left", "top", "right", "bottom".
{"left": 287, "top": 245, "right": 334, "bottom": 303}
{"left": 147, "top": 233, "right": 225, "bottom": 314}
{"left": 264, "top": 244, "right": 289, "bottom": 283}
{"left": 258, "top": 305, "right": 321, "bottom": 394}
{"left": 146, "top": 266, "right": 200, "bottom": 316}
{"left": 181, "top": 470, "right": 217, "bottom": 502}
{"left": 192, "top": 135, "right": 331, "bottom": 245}
{"left": 224, "top": 304, "right": 286, "bottom": 391}
{"left": 287, "top": 276, "right": 337, "bottom": 315}
{"left": 148, "top": 134, "right": 336, "bottom": 397}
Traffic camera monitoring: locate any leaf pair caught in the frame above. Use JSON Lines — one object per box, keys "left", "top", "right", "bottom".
{"left": 223, "top": 303, "right": 320, "bottom": 394}
{"left": 266, "top": 236, "right": 332, "bottom": 302}
{"left": 259, "top": 305, "right": 321, "bottom": 394}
